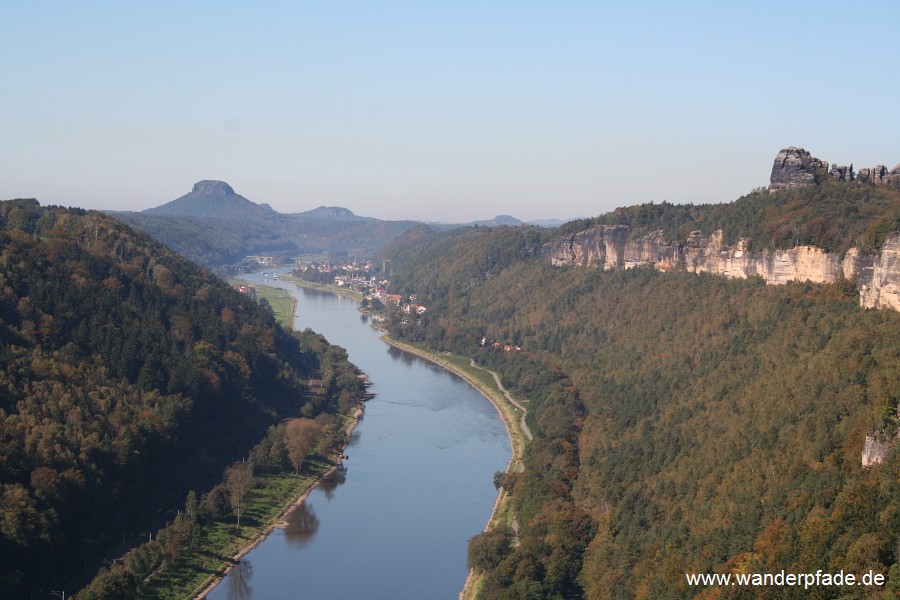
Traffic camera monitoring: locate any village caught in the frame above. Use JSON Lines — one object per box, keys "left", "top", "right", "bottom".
{"left": 233, "top": 257, "right": 427, "bottom": 321}
{"left": 233, "top": 257, "right": 527, "bottom": 354}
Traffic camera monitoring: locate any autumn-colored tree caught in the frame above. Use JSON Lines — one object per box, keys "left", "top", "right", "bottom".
{"left": 285, "top": 418, "right": 322, "bottom": 474}
{"left": 224, "top": 462, "right": 255, "bottom": 527}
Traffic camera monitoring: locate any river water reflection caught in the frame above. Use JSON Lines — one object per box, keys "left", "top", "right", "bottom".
{"left": 207, "top": 273, "right": 510, "bottom": 599}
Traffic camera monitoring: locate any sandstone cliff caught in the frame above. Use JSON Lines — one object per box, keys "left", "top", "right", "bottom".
{"left": 768, "top": 147, "right": 829, "bottom": 192}
{"left": 544, "top": 228, "right": 900, "bottom": 312}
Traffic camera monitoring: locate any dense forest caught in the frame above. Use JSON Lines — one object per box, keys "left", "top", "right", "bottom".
{"left": 0, "top": 199, "right": 363, "bottom": 596}
{"left": 379, "top": 183, "right": 900, "bottom": 598}
{"left": 555, "top": 181, "right": 900, "bottom": 254}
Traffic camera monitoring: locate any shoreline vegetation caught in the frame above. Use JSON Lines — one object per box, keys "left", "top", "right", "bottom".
{"left": 228, "top": 279, "right": 297, "bottom": 329}
{"left": 190, "top": 279, "right": 360, "bottom": 598}
{"left": 194, "top": 407, "right": 364, "bottom": 599}
{"left": 78, "top": 397, "right": 365, "bottom": 599}
{"left": 278, "top": 274, "right": 528, "bottom": 600}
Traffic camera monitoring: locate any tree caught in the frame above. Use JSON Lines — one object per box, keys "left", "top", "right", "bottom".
{"left": 467, "top": 526, "right": 514, "bottom": 573}
{"left": 285, "top": 419, "right": 322, "bottom": 474}
{"left": 224, "top": 463, "right": 255, "bottom": 527}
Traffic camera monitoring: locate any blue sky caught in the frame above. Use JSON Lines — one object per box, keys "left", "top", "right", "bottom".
{"left": 2, "top": 1, "right": 898, "bottom": 222}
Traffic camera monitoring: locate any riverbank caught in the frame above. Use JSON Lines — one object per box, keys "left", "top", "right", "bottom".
{"left": 376, "top": 335, "right": 528, "bottom": 600}
{"left": 281, "top": 275, "right": 366, "bottom": 302}
{"left": 194, "top": 407, "right": 363, "bottom": 599}
{"left": 228, "top": 279, "right": 298, "bottom": 329}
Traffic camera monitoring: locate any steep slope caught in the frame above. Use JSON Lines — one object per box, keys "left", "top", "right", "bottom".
{"left": 379, "top": 185, "right": 900, "bottom": 598}
{"left": 0, "top": 199, "right": 355, "bottom": 594}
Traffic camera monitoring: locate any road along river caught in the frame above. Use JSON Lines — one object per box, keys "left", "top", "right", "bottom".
{"left": 207, "top": 272, "right": 510, "bottom": 599}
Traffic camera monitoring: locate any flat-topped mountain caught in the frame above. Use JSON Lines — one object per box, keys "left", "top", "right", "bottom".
{"left": 143, "top": 180, "right": 279, "bottom": 220}
{"left": 110, "top": 182, "right": 418, "bottom": 267}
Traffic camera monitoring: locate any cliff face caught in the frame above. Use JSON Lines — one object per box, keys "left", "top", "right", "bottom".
{"left": 857, "top": 234, "right": 900, "bottom": 310}
{"left": 544, "top": 229, "right": 900, "bottom": 311}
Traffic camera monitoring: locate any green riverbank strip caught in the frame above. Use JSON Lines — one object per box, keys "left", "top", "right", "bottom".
{"left": 280, "top": 275, "right": 366, "bottom": 302}
{"left": 137, "top": 457, "right": 342, "bottom": 599}
{"left": 228, "top": 279, "right": 297, "bottom": 329}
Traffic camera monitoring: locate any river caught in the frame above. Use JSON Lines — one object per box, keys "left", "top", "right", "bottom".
{"left": 207, "top": 272, "right": 510, "bottom": 599}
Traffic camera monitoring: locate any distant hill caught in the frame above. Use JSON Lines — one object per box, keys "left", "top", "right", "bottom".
{"left": 427, "top": 214, "right": 573, "bottom": 231}
{"left": 291, "top": 205, "right": 371, "bottom": 221}
{"left": 143, "top": 180, "right": 279, "bottom": 220}
{"left": 110, "top": 181, "right": 418, "bottom": 267}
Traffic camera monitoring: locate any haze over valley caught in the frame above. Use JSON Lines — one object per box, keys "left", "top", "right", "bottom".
{"left": 2, "top": 2, "right": 899, "bottom": 599}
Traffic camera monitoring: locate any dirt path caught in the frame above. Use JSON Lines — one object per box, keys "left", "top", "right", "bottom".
{"left": 468, "top": 359, "right": 533, "bottom": 443}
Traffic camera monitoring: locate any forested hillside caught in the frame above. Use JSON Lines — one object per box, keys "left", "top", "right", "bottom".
{"left": 556, "top": 181, "right": 900, "bottom": 254}
{"left": 380, "top": 185, "right": 900, "bottom": 598}
{"left": 0, "top": 199, "right": 361, "bottom": 595}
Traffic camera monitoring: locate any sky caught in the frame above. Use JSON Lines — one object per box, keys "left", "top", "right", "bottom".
{"left": 2, "top": 1, "right": 898, "bottom": 223}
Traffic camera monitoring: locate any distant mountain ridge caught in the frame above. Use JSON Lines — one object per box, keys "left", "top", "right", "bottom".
{"left": 292, "top": 205, "right": 369, "bottom": 221}
{"left": 428, "top": 214, "right": 575, "bottom": 230}
{"left": 110, "top": 181, "right": 418, "bottom": 267}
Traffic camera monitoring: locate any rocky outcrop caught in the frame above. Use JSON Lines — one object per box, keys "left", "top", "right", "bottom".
{"left": 543, "top": 228, "right": 900, "bottom": 311}
{"left": 858, "top": 234, "right": 900, "bottom": 311}
{"left": 547, "top": 225, "right": 630, "bottom": 270}
{"left": 857, "top": 164, "right": 900, "bottom": 186}
{"left": 191, "top": 180, "right": 236, "bottom": 196}
{"left": 547, "top": 148, "right": 900, "bottom": 309}
{"left": 769, "top": 147, "right": 900, "bottom": 192}
{"left": 683, "top": 232, "right": 846, "bottom": 283}
{"left": 830, "top": 163, "right": 854, "bottom": 182}
{"left": 769, "top": 147, "right": 829, "bottom": 192}
{"left": 862, "top": 435, "right": 890, "bottom": 467}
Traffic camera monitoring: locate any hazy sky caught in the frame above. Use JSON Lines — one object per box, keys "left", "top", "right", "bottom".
{"left": 2, "top": 1, "right": 898, "bottom": 223}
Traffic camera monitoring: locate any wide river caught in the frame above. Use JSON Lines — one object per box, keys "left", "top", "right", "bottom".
{"left": 207, "top": 272, "right": 510, "bottom": 600}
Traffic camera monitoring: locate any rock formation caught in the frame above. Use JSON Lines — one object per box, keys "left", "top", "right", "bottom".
{"left": 191, "top": 180, "right": 236, "bottom": 196}
{"left": 862, "top": 435, "right": 890, "bottom": 467}
{"left": 858, "top": 233, "right": 900, "bottom": 310}
{"left": 543, "top": 229, "right": 900, "bottom": 311}
{"left": 858, "top": 164, "right": 900, "bottom": 186}
{"left": 768, "top": 147, "right": 829, "bottom": 192}
{"left": 769, "top": 147, "right": 900, "bottom": 192}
